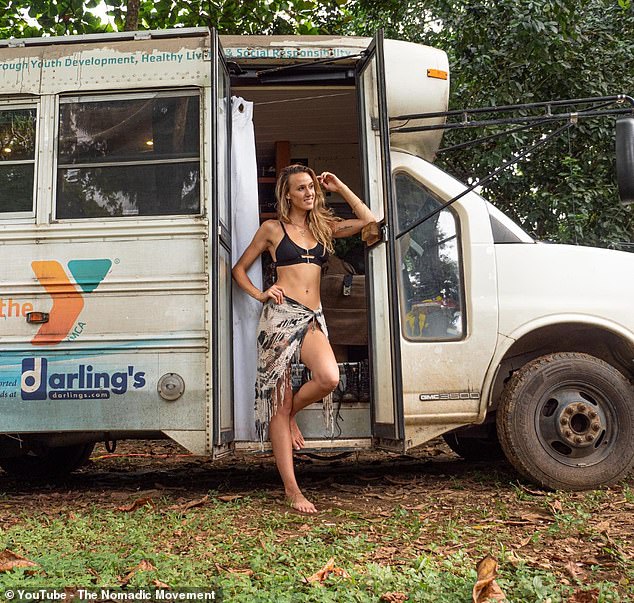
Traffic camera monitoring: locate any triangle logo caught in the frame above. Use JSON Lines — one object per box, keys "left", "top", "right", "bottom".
{"left": 67, "top": 259, "right": 113, "bottom": 293}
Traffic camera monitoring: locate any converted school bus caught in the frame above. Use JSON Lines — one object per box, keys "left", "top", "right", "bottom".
{"left": 0, "top": 28, "right": 633, "bottom": 489}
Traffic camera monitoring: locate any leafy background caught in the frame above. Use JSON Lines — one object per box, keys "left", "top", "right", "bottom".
{"left": 0, "top": 0, "right": 632, "bottom": 249}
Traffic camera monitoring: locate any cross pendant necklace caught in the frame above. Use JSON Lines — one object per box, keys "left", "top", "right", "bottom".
{"left": 290, "top": 220, "right": 308, "bottom": 236}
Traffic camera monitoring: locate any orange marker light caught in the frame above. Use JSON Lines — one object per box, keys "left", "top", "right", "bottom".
{"left": 427, "top": 68, "right": 448, "bottom": 80}
{"left": 26, "top": 311, "right": 50, "bottom": 324}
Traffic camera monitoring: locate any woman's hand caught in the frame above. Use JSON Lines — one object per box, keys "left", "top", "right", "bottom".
{"left": 259, "top": 284, "right": 285, "bottom": 304}
{"left": 317, "top": 171, "right": 344, "bottom": 193}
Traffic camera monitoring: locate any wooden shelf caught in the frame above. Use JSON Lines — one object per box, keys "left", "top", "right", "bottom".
{"left": 258, "top": 141, "right": 289, "bottom": 223}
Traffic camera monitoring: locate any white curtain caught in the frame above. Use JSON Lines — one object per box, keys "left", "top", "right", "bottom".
{"left": 231, "top": 96, "right": 261, "bottom": 441}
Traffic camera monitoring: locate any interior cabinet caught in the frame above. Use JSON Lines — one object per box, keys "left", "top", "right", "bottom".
{"left": 258, "top": 140, "right": 290, "bottom": 221}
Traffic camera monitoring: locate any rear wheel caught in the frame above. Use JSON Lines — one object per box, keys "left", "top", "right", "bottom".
{"left": 496, "top": 352, "right": 634, "bottom": 490}
{"left": 0, "top": 442, "right": 95, "bottom": 480}
{"left": 443, "top": 423, "right": 505, "bottom": 461}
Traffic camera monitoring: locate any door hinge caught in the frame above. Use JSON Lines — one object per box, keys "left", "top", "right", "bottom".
{"left": 370, "top": 116, "right": 380, "bottom": 131}
{"left": 203, "top": 49, "right": 211, "bottom": 61}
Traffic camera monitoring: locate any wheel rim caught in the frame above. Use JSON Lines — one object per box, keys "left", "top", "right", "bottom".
{"left": 534, "top": 380, "right": 617, "bottom": 467}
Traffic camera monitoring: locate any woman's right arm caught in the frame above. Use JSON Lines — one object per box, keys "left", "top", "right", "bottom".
{"left": 232, "top": 220, "right": 286, "bottom": 304}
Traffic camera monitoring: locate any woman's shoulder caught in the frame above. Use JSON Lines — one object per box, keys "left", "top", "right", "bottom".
{"left": 257, "top": 219, "right": 284, "bottom": 243}
{"left": 260, "top": 219, "right": 283, "bottom": 232}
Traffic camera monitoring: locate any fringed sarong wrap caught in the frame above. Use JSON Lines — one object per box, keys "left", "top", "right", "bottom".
{"left": 255, "top": 296, "right": 334, "bottom": 443}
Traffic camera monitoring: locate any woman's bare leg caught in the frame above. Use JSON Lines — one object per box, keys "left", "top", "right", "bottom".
{"left": 289, "top": 327, "right": 339, "bottom": 450}
{"left": 268, "top": 380, "right": 317, "bottom": 513}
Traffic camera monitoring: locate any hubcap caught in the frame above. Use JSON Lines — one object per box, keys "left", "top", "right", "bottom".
{"left": 556, "top": 401, "right": 605, "bottom": 448}
{"left": 535, "top": 383, "right": 615, "bottom": 467}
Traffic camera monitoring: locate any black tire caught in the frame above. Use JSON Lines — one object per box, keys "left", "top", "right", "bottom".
{"left": 0, "top": 442, "right": 95, "bottom": 480}
{"left": 496, "top": 352, "right": 634, "bottom": 490}
{"left": 443, "top": 424, "right": 505, "bottom": 461}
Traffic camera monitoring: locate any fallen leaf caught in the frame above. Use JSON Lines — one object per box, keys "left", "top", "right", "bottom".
{"left": 517, "top": 484, "right": 548, "bottom": 496}
{"left": 331, "top": 483, "right": 359, "bottom": 493}
{"left": 0, "top": 549, "right": 38, "bottom": 573}
{"left": 426, "top": 447, "right": 445, "bottom": 456}
{"left": 548, "top": 500, "right": 564, "bottom": 514}
{"left": 366, "top": 492, "right": 404, "bottom": 500}
{"left": 120, "top": 560, "right": 157, "bottom": 586}
{"left": 153, "top": 579, "right": 171, "bottom": 588}
{"left": 380, "top": 592, "right": 408, "bottom": 602}
{"left": 497, "top": 519, "right": 534, "bottom": 526}
{"left": 304, "top": 557, "right": 350, "bottom": 584}
{"left": 385, "top": 476, "right": 416, "bottom": 485}
{"left": 568, "top": 588, "right": 599, "bottom": 603}
{"left": 564, "top": 560, "right": 583, "bottom": 580}
{"left": 504, "top": 550, "right": 524, "bottom": 568}
{"left": 519, "top": 510, "right": 553, "bottom": 524}
{"left": 581, "top": 557, "right": 601, "bottom": 566}
{"left": 167, "top": 495, "right": 209, "bottom": 511}
{"left": 217, "top": 495, "right": 243, "bottom": 503}
{"left": 515, "top": 534, "right": 532, "bottom": 548}
{"left": 472, "top": 555, "right": 507, "bottom": 603}
{"left": 215, "top": 562, "right": 254, "bottom": 576}
{"left": 108, "top": 491, "right": 135, "bottom": 502}
{"left": 116, "top": 497, "right": 155, "bottom": 512}
{"left": 594, "top": 520, "right": 610, "bottom": 533}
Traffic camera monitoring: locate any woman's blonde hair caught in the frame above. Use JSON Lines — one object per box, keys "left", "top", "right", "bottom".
{"left": 275, "top": 164, "right": 339, "bottom": 254}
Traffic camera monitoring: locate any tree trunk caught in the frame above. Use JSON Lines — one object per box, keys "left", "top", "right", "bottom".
{"left": 124, "top": 0, "right": 140, "bottom": 31}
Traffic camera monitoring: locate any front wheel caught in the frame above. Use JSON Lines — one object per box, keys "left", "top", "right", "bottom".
{"left": 0, "top": 442, "right": 95, "bottom": 481}
{"left": 496, "top": 352, "right": 634, "bottom": 490}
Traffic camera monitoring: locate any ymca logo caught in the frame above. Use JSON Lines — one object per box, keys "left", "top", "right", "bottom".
{"left": 21, "top": 357, "right": 147, "bottom": 401}
{"left": 31, "top": 259, "right": 112, "bottom": 346}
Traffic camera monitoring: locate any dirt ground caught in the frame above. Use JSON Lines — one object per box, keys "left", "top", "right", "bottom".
{"left": 0, "top": 439, "right": 632, "bottom": 592}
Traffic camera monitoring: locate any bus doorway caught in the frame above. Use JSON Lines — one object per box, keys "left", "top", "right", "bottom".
{"left": 230, "top": 81, "right": 376, "bottom": 449}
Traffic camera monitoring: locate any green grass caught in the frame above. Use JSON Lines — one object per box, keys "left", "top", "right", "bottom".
{"left": 0, "top": 489, "right": 631, "bottom": 602}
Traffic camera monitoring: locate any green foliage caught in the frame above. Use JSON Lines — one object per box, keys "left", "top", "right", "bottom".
{"left": 0, "top": 0, "right": 351, "bottom": 37}
{"left": 100, "top": 0, "right": 351, "bottom": 35}
{"left": 0, "top": 0, "right": 631, "bottom": 247}
{"left": 347, "top": 0, "right": 634, "bottom": 248}
{"left": 0, "top": 0, "right": 113, "bottom": 37}
{"left": 0, "top": 493, "right": 631, "bottom": 601}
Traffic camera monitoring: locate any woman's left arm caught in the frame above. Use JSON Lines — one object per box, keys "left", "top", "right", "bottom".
{"left": 318, "top": 171, "right": 376, "bottom": 238}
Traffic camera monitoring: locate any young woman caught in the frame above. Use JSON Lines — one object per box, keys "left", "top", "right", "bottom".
{"left": 232, "top": 164, "right": 376, "bottom": 513}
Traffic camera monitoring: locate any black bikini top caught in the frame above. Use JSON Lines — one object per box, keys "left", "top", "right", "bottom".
{"left": 274, "top": 221, "right": 328, "bottom": 268}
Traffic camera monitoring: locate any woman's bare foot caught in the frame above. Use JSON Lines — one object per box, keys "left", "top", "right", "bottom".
{"left": 290, "top": 416, "right": 305, "bottom": 450}
{"left": 286, "top": 490, "right": 317, "bottom": 513}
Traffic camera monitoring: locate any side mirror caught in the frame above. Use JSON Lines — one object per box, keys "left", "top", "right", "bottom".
{"left": 616, "top": 116, "right": 634, "bottom": 205}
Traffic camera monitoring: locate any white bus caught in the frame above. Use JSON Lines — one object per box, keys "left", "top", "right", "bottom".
{"left": 0, "top": 28, "right": 632, "bottom": 489}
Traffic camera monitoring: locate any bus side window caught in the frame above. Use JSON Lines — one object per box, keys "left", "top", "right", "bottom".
{"left": 0, "top": 105, "right": 36, "bottom": 215}
{"left": 394, "top": 171, "right": 464, "bottom": 341}
{"left": 56, "top": 91, "right": 201, "bottom": 219}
